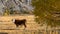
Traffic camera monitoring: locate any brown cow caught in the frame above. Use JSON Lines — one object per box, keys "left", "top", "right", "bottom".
{"left": 12, "top": 19, "right": 27, "bottom": 28}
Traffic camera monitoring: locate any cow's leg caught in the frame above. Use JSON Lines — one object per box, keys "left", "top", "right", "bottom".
{"left": 23, "top": 23, "right": 26, "bottom": 28}
{"left": 15, "top": 24, "right": 19, "bottom": 30}
{"left": 16, "top": 24, "right": 19, "bottom": 27}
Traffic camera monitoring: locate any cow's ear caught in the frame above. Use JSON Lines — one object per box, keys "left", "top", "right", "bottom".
{"left": 11, "top": 19, "right": 13, "bottom": 21}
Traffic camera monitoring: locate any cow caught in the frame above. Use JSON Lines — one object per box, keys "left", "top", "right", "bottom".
{"left": 12, "top": 19, "right": 27, "bottom": 28}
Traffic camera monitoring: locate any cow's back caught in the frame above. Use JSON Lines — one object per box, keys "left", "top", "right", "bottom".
{"left": 15, "top": 19, "right": 26, "bottom": 25}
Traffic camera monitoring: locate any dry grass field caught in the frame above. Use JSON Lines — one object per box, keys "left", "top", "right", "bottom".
{"left": 0, "top": 15, "right": 41, "bottom": 34}
{"left": 0, "top": 15, "right": 59, "bottom": 34}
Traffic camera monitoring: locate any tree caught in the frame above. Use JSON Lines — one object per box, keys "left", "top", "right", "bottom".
{"left": 32, "top": 0, "right": 60, "bottom": 28}
{"left": 3, "top": 8, "right": 10, "bottom": 16}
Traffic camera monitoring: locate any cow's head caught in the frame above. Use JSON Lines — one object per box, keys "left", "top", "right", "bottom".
{"left": 12, "top": 19, "right": 15, "bottom": 23}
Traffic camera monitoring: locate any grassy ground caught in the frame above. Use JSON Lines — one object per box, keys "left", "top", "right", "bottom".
{"left": 0, "top": 15, "right": 40, "bottom": 34}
